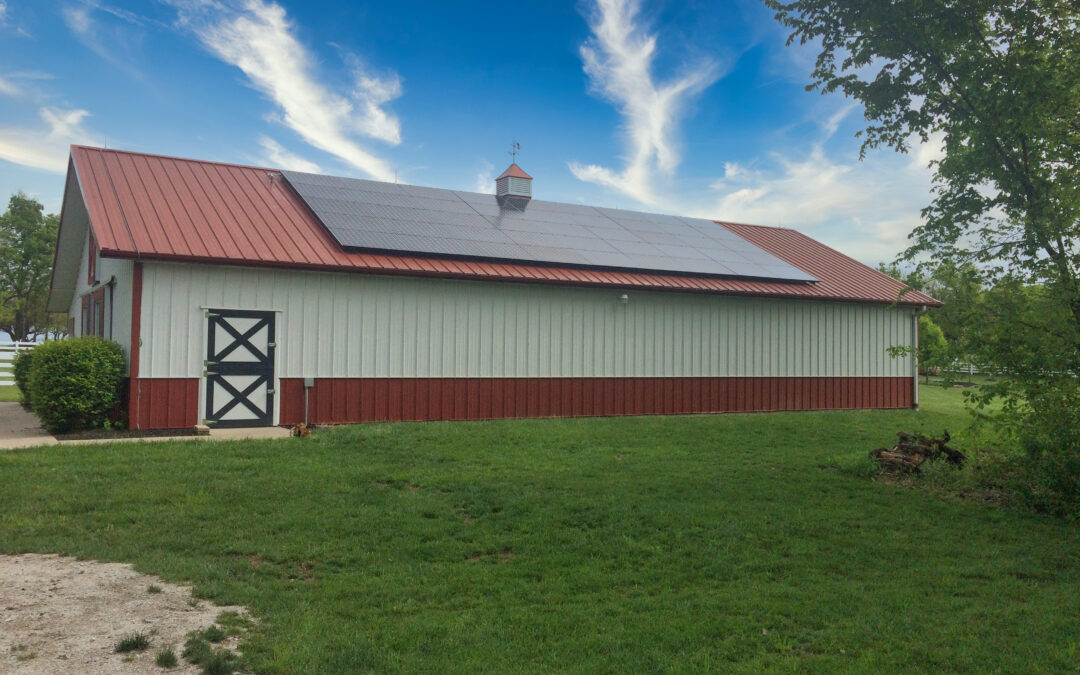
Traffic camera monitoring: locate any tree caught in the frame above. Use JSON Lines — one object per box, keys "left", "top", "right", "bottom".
{"left": 765, "top": 0, "right": 1079, "bottom": 328}
{"left": 918, "top": 315, "right": 948, "bottom": 383}
{"left": 0, "top": 193, "right": 59, "bottom": 342}
{"left": 767, "top": 0, "right": 1080, "bottom": 515}
{"left": 879, "top": 260, "right": 982, "bottom": 356}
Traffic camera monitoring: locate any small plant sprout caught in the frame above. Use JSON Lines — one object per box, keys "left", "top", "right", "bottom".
{"left": 147, "top": 584, "right": 163, "bottom": 594}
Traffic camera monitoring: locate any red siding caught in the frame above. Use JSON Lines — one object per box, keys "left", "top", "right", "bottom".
{"left": 129, "top": 378, "right": 199, "bottom": 430}
{"left": 280, "top": 377, "right": 913, "bottom": 426}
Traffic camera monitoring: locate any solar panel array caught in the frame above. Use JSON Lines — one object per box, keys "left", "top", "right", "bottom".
{"left": 282, "top": 171, "right": 818, "bottom": 282}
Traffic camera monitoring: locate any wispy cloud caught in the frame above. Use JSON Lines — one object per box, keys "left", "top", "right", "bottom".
{"left": 172, "top": 0, "right": 402, "bottom": 181}
{"left": 0, "top": 107, "right": 93, "bottom": 172}
{"left": 0, "top": 76, "right": 18, "bottom": 98}
{"left": 61, "top": 2, "right": 147, "bottom": 81}
{"left": 569, "top": 0, "right": 721, "bottom": 206}
{"left": 701, "top": 137, "right": 940, "bottom": 262}
{"left": 259, "top": 136, "right": 321, "bottom": 173}
{"left": 472, "top": 159, "right": 495, "bottom": 194}
{"left": 0, "top": 2, "right": 7, "bottom": 25}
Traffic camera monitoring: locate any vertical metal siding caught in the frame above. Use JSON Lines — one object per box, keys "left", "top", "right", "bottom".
{"left": 139, "top": 262, "right": 916, "bottom": 380}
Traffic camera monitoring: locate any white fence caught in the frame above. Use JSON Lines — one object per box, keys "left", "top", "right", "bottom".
{"left": 0, "top": 342, "right": 36, "bottom": 387}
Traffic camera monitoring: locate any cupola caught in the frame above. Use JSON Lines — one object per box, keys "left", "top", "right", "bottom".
{"left": 495, "top": 163, "right": 532, "bottom": 200}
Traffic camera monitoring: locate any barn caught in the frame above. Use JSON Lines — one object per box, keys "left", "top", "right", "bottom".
{"left": 46, "top": 146, "right": 940, "bottom": 430}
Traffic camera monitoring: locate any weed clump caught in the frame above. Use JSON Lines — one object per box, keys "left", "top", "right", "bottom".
{"left": 115, "top": 632, "right": 151, "bottom": 653}
{"left": 183, "top": 630, "right": 240, "bottom": 675}
{"left": 155, "top": 647, "right": 179, "bottom": 668}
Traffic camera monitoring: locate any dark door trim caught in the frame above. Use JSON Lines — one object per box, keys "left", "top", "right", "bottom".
{"left": 204, "top": 309, "right": 275, "bottom": 428}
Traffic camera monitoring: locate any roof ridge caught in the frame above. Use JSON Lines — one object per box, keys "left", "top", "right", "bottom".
{"left": 714, "top": 220, "right": 797, "bottom": 232}
{"left": 70, "top": 144, "right": 273, "bottom": 173}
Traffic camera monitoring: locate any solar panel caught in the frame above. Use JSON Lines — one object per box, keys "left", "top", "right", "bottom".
{"left": 282, "top": 171, "right": 818, "bottom": 282}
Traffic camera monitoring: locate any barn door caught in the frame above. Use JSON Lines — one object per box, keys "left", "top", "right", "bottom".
{"left": 204, "top": 309, "right": 275, "bottom": 428}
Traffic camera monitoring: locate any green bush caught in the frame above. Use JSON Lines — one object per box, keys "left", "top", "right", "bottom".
{"left": 28, "top": 337, "right": 126, "bottom": 433}
{"left": 1013, "top": 380, "right": 1080, "bottom": 520}
{"left": 11, "top": 348, "right": 34, "bottom": 398}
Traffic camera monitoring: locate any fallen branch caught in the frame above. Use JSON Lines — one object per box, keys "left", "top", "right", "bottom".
{"left": 870, "top": 430, "right": 966, "bottom": 473}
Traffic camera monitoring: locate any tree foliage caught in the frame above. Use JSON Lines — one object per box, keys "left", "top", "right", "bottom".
{"left": 0, "top": 193, "right": 60, "bottom": 342}
{"left": 918, "top": 315, "right": 948, "bottom": 379}
{"left": 768, "top": 0, "right": 1080, "bottom": 515}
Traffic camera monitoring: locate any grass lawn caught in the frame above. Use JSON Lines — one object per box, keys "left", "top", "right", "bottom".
{"left": 0, "top": 385, "right": 1077, "bottom": 673}
{"left": 0, "top": 385, "right": 21, "bottom": 402}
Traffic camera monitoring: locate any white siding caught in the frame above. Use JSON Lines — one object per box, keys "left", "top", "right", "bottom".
{"left": 139, "top": 262, "right": 916, "bottom": 380}
{"left": 67, "top": 229, "right": 134, "bottom": 373}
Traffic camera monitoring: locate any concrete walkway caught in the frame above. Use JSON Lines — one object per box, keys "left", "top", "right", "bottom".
{"left": 0, "top": 402, "right": 56, "bottom": 449}
{"left": 0, "top": 402, "right": 292, "bottom": 450}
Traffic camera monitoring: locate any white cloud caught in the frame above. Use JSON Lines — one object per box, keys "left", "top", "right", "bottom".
{"left": 0, "top": 76, "right": 18, "bottom": 98}
{"left": 0, "top": 107, "right": 93, "bottom": 173}
{"left": 175, "top": 0, "right": 401, "bottom": 181}
{"left": 0, "top": 1, "right": 8, "bottom": 25}
{"left": 61, "top": 2, "right": 146, "bottom": 81}
{"left": 472, "top": 159, "right": 494, "bottom": 194}
{"left": 258, "top": 136, "right": 321, "bottom": 173}
{"left": 569, "top": 0, "right": 721, "bottom": 206}
{"left": 563, "top": 2, "right": 941, "bottom": 264}
{"left": 700, "top": 138, "right": 940, "bottom": 262}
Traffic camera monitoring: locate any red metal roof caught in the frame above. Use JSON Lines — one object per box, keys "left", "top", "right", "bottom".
{"left": 496, "top": 163, "right": 532, "bottom": 180}
{"left": 66, "top": 146, "right": 939, "bottom": 307}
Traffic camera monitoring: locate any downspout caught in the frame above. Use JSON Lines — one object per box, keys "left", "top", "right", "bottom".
{"left": 106, "top": 275, "right": 117, "bottom": 340}
{"left": 913, "top": 306, "right": 927, "bottom": 409}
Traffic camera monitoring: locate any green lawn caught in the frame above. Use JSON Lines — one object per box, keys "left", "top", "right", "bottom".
{"left": 0, "top": 385, "right": 21, "bottom": 402}
{"left": 0, "top": 386, "right": 1076, "bottom": 673}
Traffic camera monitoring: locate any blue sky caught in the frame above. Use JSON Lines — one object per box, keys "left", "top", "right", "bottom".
{"left": 0, "top": 0, "right": 942, "bottom": 264}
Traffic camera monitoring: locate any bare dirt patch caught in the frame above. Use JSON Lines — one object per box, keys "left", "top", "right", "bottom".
{"left": 0, "top": 554, "right": 249, "bottom": 674}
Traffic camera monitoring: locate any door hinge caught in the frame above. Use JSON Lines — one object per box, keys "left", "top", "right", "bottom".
{"left": 205, "top": 311, "right": 220, "bottom": 318}
{"left": 202, "top": 419, "right": 217, "bottom": 426}
{"left": 203, "top": 370, "right": 217, "bottom": 377}
{"left": 204, "top": 360, "right": 217, "bottom": 367}
{"left": 267, "top": 388, "right": 276, "bottom": 395}
{"left": 268, "top": 342, "right": 277, "bottom": 348}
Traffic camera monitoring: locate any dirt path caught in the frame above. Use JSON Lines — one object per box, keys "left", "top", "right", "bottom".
{"left": 0, "top": 554, "right": 248, "bottom": 674}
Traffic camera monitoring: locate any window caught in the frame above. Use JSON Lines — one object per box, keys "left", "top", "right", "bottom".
{"left": 94, "top": 288, "right": 105, "bottom": 338}
{"left": 80, "top": 289, "right": 106, "bottom": 338}
{"left": 81, "top": 295, "right": 91, "bottom": 336}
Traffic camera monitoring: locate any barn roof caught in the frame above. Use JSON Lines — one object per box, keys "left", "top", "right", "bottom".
{"left": 57, "top": 145, "right": 940, "bottom": 307}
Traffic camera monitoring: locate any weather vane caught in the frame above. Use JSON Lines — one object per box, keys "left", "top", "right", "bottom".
{"left": 509, "top": 141, "right": 520, "bottom": 164}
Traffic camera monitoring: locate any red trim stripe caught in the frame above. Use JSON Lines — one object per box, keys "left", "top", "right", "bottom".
{"left": 280, "top": 376, "right": 914, "bottom": 426}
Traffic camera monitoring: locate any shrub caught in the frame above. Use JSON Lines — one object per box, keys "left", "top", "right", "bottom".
{"left": 11, "top": 348, "right": 34, "bottom": 398}
{"left": 115, "top": 632, "right": 151, "bottom": 653}
{"left": 28, "top": 337, "right": 126, "bottom": 433}
{"left": 1012, "top": 380, "right": 1080, "bottom": 519}
{"left": 155, "top": 647, "right": 178, "bottom": 668}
